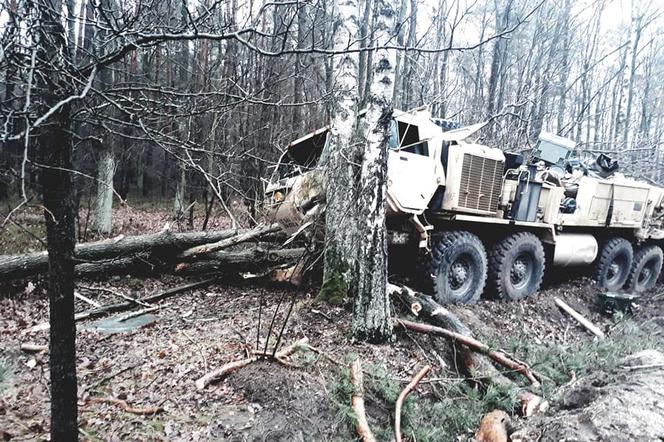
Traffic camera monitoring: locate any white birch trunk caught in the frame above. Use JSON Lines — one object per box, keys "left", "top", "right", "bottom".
{"left": 617, "top": 12, "right": 635, "bottom": 150}
{"left": 352, "top": 0, "right": 397, "bottom": 342}
{"left": 320, "top": 0, "right": 361, "bottom": 301}
{"left": 623, "top": 9, "right": 642, "bottom": 151}
{"left": 93, "top": 147, "right": 115, "bottom": 234}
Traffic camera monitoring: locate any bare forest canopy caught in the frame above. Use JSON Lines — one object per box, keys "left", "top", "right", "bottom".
{"left": 1, "top": 0, "right": 663, "bottom": 222}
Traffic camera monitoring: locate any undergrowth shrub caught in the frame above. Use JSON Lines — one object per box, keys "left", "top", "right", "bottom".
{"left": 329, "top": 359, "right": 516, "bottom": 442}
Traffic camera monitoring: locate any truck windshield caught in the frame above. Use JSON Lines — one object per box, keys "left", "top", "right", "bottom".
{"left": 276, "top": 130, "right": 329, "bottom": 180}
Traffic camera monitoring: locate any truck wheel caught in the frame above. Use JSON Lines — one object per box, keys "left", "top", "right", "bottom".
{"left": 594, "top": 238, "right": 633, "bottom": 291}
{"left": 625, "top": 245, "right": 663, "bottom": 293}
{"left": 425, "top": 231, "right": 487, "bottom": 304}
{"left": 488, "top": 232, "right": 545, "bottom": 301}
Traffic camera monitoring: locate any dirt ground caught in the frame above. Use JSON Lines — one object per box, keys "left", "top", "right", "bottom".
{"left": 1, "top": 207, "right": 663, "bottom": 441}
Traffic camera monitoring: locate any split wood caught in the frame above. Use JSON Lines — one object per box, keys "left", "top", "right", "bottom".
{"left": 350, "top": 358, "right": 376, "bottom": 442}
{"left": 88, "top": 397, "right": 162, "bottom": 415}
{"left": 554, "top": 297, "right": 605, "bottom": 339}
{"left": 395, "top": 365, "right": 431, "bottom": 442}
{"left": 394, "top": 318, "right": 540, "bottom": 387}
{"left": 195, "top": 338, "right": 308, "bottom": 390}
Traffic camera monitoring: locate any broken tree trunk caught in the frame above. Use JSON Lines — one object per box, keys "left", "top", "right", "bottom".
{"left": 174, "top": 247, "right": 305, "bottom": 275}
{"left": 388, "top": 284, "right": 549, "bottom": 416}
{"left": 72, "top": 247, "right": 304, "bottom": 277}
{"left": 0, "top": 228, "right": 245, "bottom": 280}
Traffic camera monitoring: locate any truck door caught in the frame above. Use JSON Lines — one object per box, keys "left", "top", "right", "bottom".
{"left": 387, "top": 119, "right": 439, "bottom": 212}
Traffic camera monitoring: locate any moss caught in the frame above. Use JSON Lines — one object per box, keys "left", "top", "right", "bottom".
{"left": 316, "top": 269, "right": 349, "bottom": 305}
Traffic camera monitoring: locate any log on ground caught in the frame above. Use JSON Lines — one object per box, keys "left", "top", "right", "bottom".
{"left": 0, "top": 227, "right": 255, "bottom": 280}
{"left": 174, "top": 247, "right": 305, "bottom": 274}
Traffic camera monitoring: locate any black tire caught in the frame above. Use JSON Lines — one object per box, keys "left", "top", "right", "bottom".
{"left": 488, "top": 232, "right": 545, "bottom": 301}
{"left": 594, "top": 238, "right": 633, "bottom": 291}
{"left": 424, "top": 231, "right": 487, "bottom": 304}
{"left": 625, "top": 245, "right": 663, "bottom": 293}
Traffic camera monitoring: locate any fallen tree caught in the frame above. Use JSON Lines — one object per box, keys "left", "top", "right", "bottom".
{"left": 174, "top": 247, "right": 305, "bottom": 275}
{"left": 0, "top": 225, "right": 287, "bottom": 280}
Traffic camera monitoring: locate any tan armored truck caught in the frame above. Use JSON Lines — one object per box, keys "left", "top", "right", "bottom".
{"left": 264, "top": 109, "right": 664, "bottom": 304}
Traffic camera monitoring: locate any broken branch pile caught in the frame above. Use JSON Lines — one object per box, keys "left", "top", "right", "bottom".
{"left": 388, "top": 284, "right": 549, "bottom": 417}
{"left": 0, "top": 223, "right": 303, "bottom": 280}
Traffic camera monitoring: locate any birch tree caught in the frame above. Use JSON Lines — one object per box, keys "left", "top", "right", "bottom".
{"left": 92, "top": 0, "right": 116, "bottom": 234}
{"left": 352, "top": 0, "right": 396, "bottom": 342}
{"left": 320, "top": 0, "right": 361, "bottom": 301}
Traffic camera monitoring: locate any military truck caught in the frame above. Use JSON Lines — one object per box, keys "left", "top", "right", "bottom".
{"left": 264, "top": 109, "right": 664, "bottom": 304}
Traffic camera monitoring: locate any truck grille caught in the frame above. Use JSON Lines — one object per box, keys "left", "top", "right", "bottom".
{"left": 459, "top": 153, "right": 503, "bottom": 213}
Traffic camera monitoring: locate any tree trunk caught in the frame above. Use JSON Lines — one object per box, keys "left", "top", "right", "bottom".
{"left": 0, "top": 228, "right": 245, "bottom": 280}
{"left": 291, "top": 2, "right": 307, "bottom": 132}
{"left": 320, "top": 0, "right": 361, "bottom": 302}
{"left": 623, "top": 11, "right": 642, "bottom": 150}
{"left": 174, "top": 163, "right": 187, "bottom": 220}
{"left": 352, "top": 0, "right": 396, "bottom": 343}
{"left": 392, "top": 0, "right": 408, "bottom": 108}
{"left": 400, "top": 0, "right": 417, "bottom": 109}
{"left": 91, "top": 0, "right": 116, "bottom": 234}
{"left": 37, "top": 1, "right": 78, "bottom": 439}
{"left": 94, "top": 147, "right": 115, "bottom": 234}
{"left": 485, "top": 0, "right": 512, "bottom": 119}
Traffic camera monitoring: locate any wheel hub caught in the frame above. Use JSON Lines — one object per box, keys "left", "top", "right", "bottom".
{"left": 639, "top": 267, "right": 652, "bottom": 284}
{"left": 451, "top": 261, "right": 468, "bottom": 286}
{"left": 607, "top": 261, "right": 621, "bottom": 281}
{"left": 510, "top": 256, "right": 529, "bottom": 286}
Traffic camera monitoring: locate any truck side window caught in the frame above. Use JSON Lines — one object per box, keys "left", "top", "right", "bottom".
{"left": 398, "top": 121, "right": 429, "bottom": 156}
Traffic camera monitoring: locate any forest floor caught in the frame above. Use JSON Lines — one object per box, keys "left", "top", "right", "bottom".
{"left": 1, "top": 206, "right": 663, "bottom": 441}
